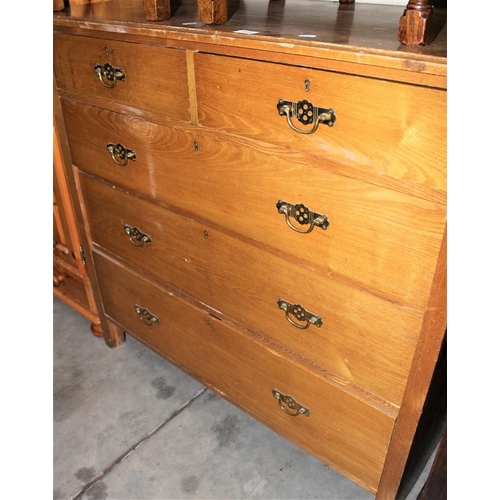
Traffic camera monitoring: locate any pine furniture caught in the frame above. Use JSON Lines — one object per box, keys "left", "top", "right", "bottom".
{"left": 53, "top": 1, "right": 447, "bottom": 497}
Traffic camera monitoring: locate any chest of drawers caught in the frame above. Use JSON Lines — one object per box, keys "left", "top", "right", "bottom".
{"left": 53, "top": 1, "right": 447, "bottom": 498}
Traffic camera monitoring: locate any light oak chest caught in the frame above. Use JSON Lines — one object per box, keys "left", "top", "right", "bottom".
{"left": 54, "top": 2, "right": 447, "bottom": 498}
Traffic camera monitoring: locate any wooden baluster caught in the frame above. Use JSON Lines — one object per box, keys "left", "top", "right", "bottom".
{"left": 198, "top": 0, "right": 228, "bottom": 25}
{"left": 144, "top": 0, "right": 172, "bottom": 21}
{"left": 266, "top": 0, "right": 285, "bottom": 28}
{"left": 68, "top": 0, "right": 102, "bottom": 4}
{"left": 398, "top": 0, "right": 436, "bottom": 46}
{"left": 53, "top": 0, "right": 65, "bottom": 11}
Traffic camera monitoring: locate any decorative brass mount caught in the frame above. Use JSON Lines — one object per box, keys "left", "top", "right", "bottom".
{"left": 277, "top": 298, "right": 323, "bottom": 329}
{"left": 94, "top": 62, "right": 126, "bottom": 88}
{"left": 106, "top": 142, "right": 136, "bottom": 166}
{"left": 134, "top": 304, "right": 160, "bottom": 326}
{"left": 277, "top": 98, "right": 336, "bottom": 134}
{"left": 124, "top": 224, "right": 152, "bottom": 247}
{"left": 276, "top": 200, "right": 329, "bottom": 234}
{"left": 272, "top": 388, "right": 310, "bottom": 417}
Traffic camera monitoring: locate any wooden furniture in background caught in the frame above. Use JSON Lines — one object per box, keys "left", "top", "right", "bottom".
{"left": 143, "top": 0, "right": 171, "bottom": 21}
{"left": 198, "top": 0, "right": 227, "bottom": 25}
{"left": 196, "top": 0, "right": 441, "bottom": 46}
{"left": 55, "top": 0, "right": 113, "bottom": 11}
{"left": 54, "top": 1, "right": 446, "bottom": 497}
{"left": 53, "top": 114, "right": 103, "bottom": 337}
{"left": 399, "top": 0, "right": 436, "bottom": 46}
{"left": 53, "top": 0, "right": 65, "bottom": 12}
{"left": 55, "top": 0, "right": 444, "bottom": 46}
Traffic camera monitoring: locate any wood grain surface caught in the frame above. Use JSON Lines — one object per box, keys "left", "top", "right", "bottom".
{"left": 143, "top": 0, "right": 171, "bottom": 21}
{"left": 54, "top": 6, "right": 447, "bottom": 497}
{"left": 62, "top": 100, "right": 446, "bottom": 310}
{"left": 54, "top": 34, "right": 189, "bottom": 120}
{"left": 194, "top": 53, "right": 447, "bottom": 198}
{"left": 94, "top": 251, "right": 396, "bottom": 494}
{"left": 81, "top": 173, "right": 426, "bottom": 406}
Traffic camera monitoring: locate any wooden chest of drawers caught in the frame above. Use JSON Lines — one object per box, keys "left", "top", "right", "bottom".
{"left": 54, "top": 1, "right": 447, "bottom": 498}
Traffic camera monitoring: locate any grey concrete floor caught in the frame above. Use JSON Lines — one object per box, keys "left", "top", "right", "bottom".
{"left": 54, "top": 297, "right": 434, "bottom": 500}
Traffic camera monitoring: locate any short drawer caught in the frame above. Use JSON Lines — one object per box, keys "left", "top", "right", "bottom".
{"left": 63, "top": 100, "right": 446, "bottom": 310}
{"left": 93, "top": 252, "right": 395, "bottom": 493}
{"left": 81, "top": 174, "right": 423, "bottom": 406}
{"left": 194, "top": 53, "right": 446, "bottom": 198}
{"left": 53, "top": 33, "right": 189, "bottom": 120}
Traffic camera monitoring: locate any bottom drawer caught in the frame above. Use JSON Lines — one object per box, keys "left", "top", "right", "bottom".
{"left": 93, "top": 252, "right": 395, "bottom": 493}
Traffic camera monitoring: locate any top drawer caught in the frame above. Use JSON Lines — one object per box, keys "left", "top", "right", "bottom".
{"left": 194, "top": 53, "right": 446, "bottom": 199}
{"left": 53, "top": 34, "right": 190, "bottom": 121}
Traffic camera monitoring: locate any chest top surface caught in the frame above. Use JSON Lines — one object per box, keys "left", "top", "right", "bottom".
{"left": 53, "top": 0, "right": 447, "bottom": 87}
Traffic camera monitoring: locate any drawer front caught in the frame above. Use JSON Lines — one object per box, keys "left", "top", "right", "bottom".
{"left": 81, "top": 174, "right": 422, "bottom": 405}
{"left": 63, "top": 100, "right": 446, "bottom": 309}
{"left": 93, "top": 252, "right": 395, "bottom": 493}
{"left": 53, "top": 33, "right": 189, "bottom": 120}
{"left": 194, "top": 53, "right": 446, "bottom": 197}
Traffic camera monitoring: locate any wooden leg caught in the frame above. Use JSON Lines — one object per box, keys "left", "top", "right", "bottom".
{"left": 90, "top": 321, "right": 104, "bottom": 338}
{"left": 198, "top": 0, "right": 228, "bottom": 25}
{"left": 103, "top": 320, "right": 126, "bottom": 348}
{"left": 398, "top": 0, "right": 436, "bottom": 46}
{"left": 53, "top": 0, "right": 65, "bottom": 11}
{"left": 143, "top": 0, "right": 172, "bottom": 21}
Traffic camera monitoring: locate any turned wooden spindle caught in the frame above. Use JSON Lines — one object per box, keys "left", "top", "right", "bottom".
{"left": 198, "top": 0, "right": 228, "bottom": 25}
{"left": 398, "top": 0, "right": 436, "bottom": 46}
{"left": 53, "top": 0, "right": 65, "bottom": 11}
{"left": 53, "top": 273, "right": 66, "bottom": 287}
{"left": 91, "top": 322, "right": 105, "bottom": 338}
{"left": 143, "top": 0, "right": 171, "bottom": 21}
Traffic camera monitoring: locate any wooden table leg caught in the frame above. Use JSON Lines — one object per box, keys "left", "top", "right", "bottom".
{"left": 198, "top": 0, "right": 228, "bottom": 24}
{"left": 398, "top": 0, "right": 436, "bottom": 46}
{"left": 144, "top": 0, "right": 172, "bottom": 21}
{"left": 53, "top": 0, "right": 65, "bottom": 11}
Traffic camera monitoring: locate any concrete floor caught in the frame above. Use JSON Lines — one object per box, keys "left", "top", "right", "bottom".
{"left": 54, "top": 296, "right": 434, "bottom": 500}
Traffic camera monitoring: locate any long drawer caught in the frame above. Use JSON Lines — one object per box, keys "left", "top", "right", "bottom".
{"left": 194, "top": 53, "right": 447, "bottom": 197}
{"left": 93, "top": 251, "right": 395, "bottom": 493}
{"left": 81, "top": 173, "right": 422, "bottom": 406}
{"left": 63, "top": 99, "right": 446, "bottom": 309}
{"left": 53, "top": 33, "right": 190, "bottom": 120}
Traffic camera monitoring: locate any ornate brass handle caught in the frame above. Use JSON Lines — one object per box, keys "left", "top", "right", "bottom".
{"left": 272, "top": 389, "right": 310, "bottom": 417}
{"left": 277, "top": 99, "right": 336, "bottom": 135}
{"left": 134, "top": 304, "right": 160, "bottom": 327}
{"left": 124, "top": 224, "right": 152, "bottom": 247}
{"left": 278, "top": 298, "right": 323, "bottom": 330}
{"left": 94, "top": 62, "right": 126, "bottom": 88}
{"left": 106, "top": 142, "right": 136, "bottom": 166}
{"left": 276, "top": 200, "right": 329, "bottom": 234}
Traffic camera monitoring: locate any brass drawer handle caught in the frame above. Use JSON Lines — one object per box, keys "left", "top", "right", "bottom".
{"left": 94, "top": 62, "right": 126, "bottom": 88}
{"left": 276, "top": 199, "right": 329, "bottom": 234}
{"left": 134, "top": 304, "right": 160, "bottom": 327}
{"left": 278, "top": 298, "right": 323, "bottom": 330}
{"left": 124, "top": 224, "right": 152, "bottom": 247}
{"left": 272, "top": 388, "right": 310, "bottom": 417}
{"left": 277, "top": 99, "right": 336, "bottom": 135}
{"left": 106, "top": 142, "right": 136, "bottom": 166}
